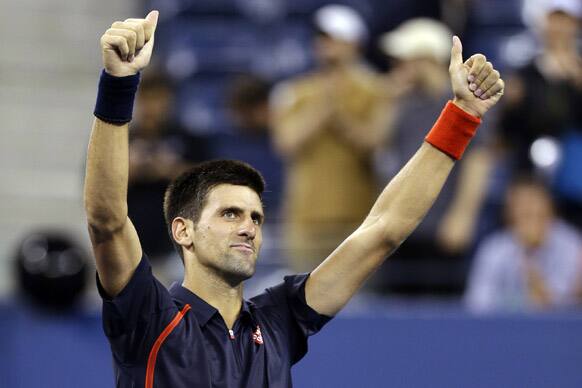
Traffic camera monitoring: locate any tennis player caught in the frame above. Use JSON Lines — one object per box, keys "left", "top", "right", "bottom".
{"left": 84, "top": 10, "right": 504, "bottom": 387}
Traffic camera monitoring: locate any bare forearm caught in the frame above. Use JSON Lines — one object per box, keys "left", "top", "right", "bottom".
{"left": 307, "top": 142, "right": 454, "bottom": 315}
{"left": 272, "top": 99, "right": 332, "bottom": 158}
{"left": 368, "top": 142, "right": 454, "bottom": 248}
{"left": 84, "top": 118, "right": 129, "bottom": 231}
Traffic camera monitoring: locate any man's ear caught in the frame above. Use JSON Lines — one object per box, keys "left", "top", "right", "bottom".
{"left": 171, "top": 217, "right": 194, "bottom": 250}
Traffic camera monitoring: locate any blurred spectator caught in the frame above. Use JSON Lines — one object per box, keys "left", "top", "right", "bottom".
{"left": 500, "top": 0, "right": 582, "bottom": 227}
{"left": 128, "top": 71, "right": 210, "bottom": 261}
{"left": 212, "top": 74, "right": 283, "bottom": 215}
{"left": 371, "top": 18, "right": 494, "bottom": 294}
{"left": 271, "top": 5, "right": 394, "bottom": 272}
{"left": 14, "top": 231, "right": 88, "bottom": 311}
{"left": 465, "top": 176, "right": 582, "bottom": 312}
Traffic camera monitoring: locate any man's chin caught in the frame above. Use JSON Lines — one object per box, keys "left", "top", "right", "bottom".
{"left": 222, "top": 263, "right": 256, "bottom": 284}
{"left": 221, "top": 268, "right": 255, "bottom": 287}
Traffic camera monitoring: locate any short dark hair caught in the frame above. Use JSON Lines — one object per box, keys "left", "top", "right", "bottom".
{"left": 163, "top": 160, "right": 265, "bottom": 260}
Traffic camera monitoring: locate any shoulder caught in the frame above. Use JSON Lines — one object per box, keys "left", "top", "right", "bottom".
{"left": 550, "top": 221, "right": 582, "bottom": 251}
{"left": 249, "top": 274, "right": 310, "bottom": 307}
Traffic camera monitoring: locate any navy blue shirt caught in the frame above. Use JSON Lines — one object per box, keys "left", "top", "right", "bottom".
{"left": 97, "top": 255, "right": 332, "bottom": 387}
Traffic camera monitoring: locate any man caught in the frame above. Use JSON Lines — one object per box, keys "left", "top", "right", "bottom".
{"left": 84, "top": 10, "right": 504, "bottom": 388}
{"left": 271, "top": 5, "right": 396, "bottom": 272}
{"left": 465, "top": 176, "right": 582, "bottom": 312}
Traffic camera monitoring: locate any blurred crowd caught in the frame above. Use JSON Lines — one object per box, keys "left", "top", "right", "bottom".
{"left": 10, "top": 0, "right": 582, "bottom": 314}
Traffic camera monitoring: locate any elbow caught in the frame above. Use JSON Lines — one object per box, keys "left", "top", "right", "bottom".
{"left": 86, "top": 215, "right": 128, "bottom": 243}
{"left": 379, "top": 215, "right": 423, "bottom": 252}
{"left": 359, "top": 215, "right": 405, "bottom": 255}
{"left": 84, "top": 201, "right": 128, "bottom": 237}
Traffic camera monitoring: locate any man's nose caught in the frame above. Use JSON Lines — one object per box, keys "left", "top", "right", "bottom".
{"left": 238, "top": 218, "right": 257, "bottom": 239}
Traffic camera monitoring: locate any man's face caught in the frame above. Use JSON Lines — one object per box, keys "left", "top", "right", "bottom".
{"left": 506, "top": 185, "right": 554, "bottom": 249}
{"left": 544, "top": 11, "right": 580, "bottom": 48}
{"left": 190, "top": 184, "right": 264, "bottom": 285}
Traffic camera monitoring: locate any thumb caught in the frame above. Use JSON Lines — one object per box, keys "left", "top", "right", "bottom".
{"left": 145, "top": 10, "right": 159, "bottom": 33}
{"left": 450, "top": 35, "right": 463, "bottom": 68}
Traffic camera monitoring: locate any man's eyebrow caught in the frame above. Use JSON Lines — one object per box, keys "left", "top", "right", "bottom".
{"left": 219, "top": 206, "right": 243, "bottom": 214}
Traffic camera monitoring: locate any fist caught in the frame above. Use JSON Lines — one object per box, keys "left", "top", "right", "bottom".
{"left": 449, "top": 36, "right": 504, "bottom": 118}
{"left": 100, "top": 10, "right": 159, "bottom": 77}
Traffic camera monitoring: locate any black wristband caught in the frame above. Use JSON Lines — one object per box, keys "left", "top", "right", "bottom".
{"left": 94, "top": 70, "right": 140, "bottom": 124}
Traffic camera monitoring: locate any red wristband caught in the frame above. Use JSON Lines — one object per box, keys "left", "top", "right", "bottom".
{"left": 424, "top": 101, "right": 481, "bottom": 160}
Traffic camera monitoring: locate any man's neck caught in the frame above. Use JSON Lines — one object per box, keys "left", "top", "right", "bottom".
{"left": 182, "top": 266, "right": 244, "bottom": 329}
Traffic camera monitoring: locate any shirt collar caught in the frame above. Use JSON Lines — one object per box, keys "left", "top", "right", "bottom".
{"left": 169, "top": 283, "right": 256, "bottom": 327}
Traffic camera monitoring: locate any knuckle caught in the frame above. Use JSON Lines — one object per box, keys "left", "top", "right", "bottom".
{"left": 126, "top": 30, "right": 137, "bottom": 42}
{"left": 111, "top": 20, "right": 123, "bottom": 28}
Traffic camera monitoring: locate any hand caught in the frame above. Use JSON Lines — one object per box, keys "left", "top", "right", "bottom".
{"left": 100, "top": 10, "right": 159, "bottom": 77}
{"left": 522, "top": 257, "right": 551, "bottom": 307}
{"left": 436, "top": 210, "right": 473, "bottom": 254}
{"left": 449, "top": 36, "right": 504, "bottom": 118}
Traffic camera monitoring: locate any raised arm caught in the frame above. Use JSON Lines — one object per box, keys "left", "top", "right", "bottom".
{"left": 84, "top": 11, "right": 158, "bottom": 297}
{"left": 305, "top": 37, "right": 505, "bottom": 316}
{"left": 270, "top": 80, "right": 333, "bottom": 159}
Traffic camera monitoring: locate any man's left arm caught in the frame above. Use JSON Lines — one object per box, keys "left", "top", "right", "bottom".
{"left": 305, "top": 37, "right": 505, "bottom": 316}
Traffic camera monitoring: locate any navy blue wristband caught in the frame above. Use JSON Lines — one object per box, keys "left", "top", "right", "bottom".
{"left": 94, "top": 70, "right": 140, "bottom": 124}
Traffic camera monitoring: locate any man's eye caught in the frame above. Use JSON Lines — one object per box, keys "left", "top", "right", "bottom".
{"left": 252, "top": 218, "right": 260, "bottom": 225}
{"left": 223, "top": 211, "right": 236, "bottom": 219}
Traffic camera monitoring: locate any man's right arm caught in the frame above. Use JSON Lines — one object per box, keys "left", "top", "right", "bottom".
{"left": 84, "top": 11, "right": 158, "bottom": 297}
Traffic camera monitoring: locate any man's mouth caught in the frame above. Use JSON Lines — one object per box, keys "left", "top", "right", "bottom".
{"left": 230, "top": 243, "right": 254, "bottom": 254}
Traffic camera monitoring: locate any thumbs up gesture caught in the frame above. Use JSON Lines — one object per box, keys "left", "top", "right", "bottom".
{"left": 100, "top": 11, "right": 159, "bottom": 77}
{"left": 449, "top": 36, "right": 504, "bottom": 118}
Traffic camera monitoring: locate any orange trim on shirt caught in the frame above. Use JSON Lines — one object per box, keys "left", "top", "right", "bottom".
{"left": 145, "top": 304, "right": 191, "bottom": 388}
